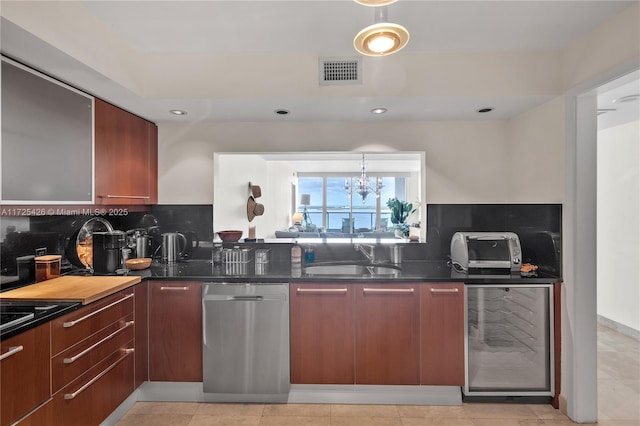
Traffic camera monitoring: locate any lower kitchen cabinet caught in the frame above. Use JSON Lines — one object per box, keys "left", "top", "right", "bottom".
{"left": 50, "top": 288, "right": 136, "bottom": 426}
{"left": 149, "top": 281, "right": 202, "bottom": 382}
{"left": 52, "top": 349, "right": 134, "bottom": 426}
{"left": 13, "top": 399, "right": 53, "bottom": 426}
{"left": 290, "top": 283, "right": 355, "bottom": 384}
{"left": 134, "top": 280, "right": 149, "bottom": 388}
{"left": 0, "top": 323, "right": 51, "bottom": 426}
{"left": 355, "top": 283, "right": 420, "bottom": 385}
{"left": 420, "top": 282, "right": 465, "bottom": 385}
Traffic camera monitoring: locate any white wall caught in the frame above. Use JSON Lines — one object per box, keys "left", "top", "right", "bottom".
{"left": 158, "top": 120, "right": 514, "bottom": 207}
{"left": 506, "top": 96, "right": 566, "bottom": 202}
{"left": 597, "top": 120, "right": 640, "bottom": 332}
{"left": 562, "top": 3, "right": 640, "bottom": 91}
{"left": 213, "top": 154, "right": 296, "bottom": 239}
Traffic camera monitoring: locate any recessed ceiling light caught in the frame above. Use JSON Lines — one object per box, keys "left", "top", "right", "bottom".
{"left": 354, "top": 22, "right": 409, "bottom": 56}
{"left": 354, "top": 0, "right": 398, "bottom": 6}
{"left": 274, "top": 109, "right": 290, "bottom": 115}
{"left": 170, "top": 109, "right": 187, "bottom": 115}
{"left": 371, "top": 108, "right": 387, "bottom": 114}
{"left": 613, "top": 94, "right": 640, "bottom": 103}
{"left": 476, "top": 107, "right": 495, "bottom": 114}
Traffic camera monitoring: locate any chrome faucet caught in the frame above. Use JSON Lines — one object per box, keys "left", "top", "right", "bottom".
{"left": 355, "top": 243, "right": 376, "bottom": 263}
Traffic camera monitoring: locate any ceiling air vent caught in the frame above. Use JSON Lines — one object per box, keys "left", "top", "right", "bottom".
{"left": 319, "top": 57, "right": 362, "bottom": 86}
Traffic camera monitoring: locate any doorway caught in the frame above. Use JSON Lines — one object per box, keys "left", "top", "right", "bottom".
{"left": 595, "top": 70, "right": 640, "bottom": 422}
{"left": 565, "top": 66, "right": 639, "bottom": 423}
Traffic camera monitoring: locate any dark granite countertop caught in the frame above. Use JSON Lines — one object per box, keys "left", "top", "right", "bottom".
{"left": 128, "top": 259, "right": 561, "bottom": 284}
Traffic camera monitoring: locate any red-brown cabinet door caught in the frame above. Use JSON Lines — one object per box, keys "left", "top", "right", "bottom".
{"left": 355, "top": 283, "right": 420, "bottom": 385}
{"left": 94, "top": 99, "right": 157, "bottom": 205}
{"left": 290, "top": 283, "right": 355, "bottom": 384}
{"left": 149, "top": 281, "right": 202, "bottom": 382}
{"left": 421, "top": 283, "right": 465, "bottom": 385}
{"left": 1, "top": 323, "right": 51, "bottom": 426}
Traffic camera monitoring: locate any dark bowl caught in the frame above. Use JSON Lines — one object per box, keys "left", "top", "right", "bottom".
{"left": 217, "top": 230, "right": 243, "bottom": 242}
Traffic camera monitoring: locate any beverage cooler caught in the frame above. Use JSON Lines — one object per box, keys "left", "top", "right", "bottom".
{"left": 464, "top": 284, "right": 554, "bottom": 397}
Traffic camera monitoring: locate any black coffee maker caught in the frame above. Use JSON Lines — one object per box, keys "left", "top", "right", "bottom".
{"left": 92, "top": 231, "right": 126, "bottom": 275}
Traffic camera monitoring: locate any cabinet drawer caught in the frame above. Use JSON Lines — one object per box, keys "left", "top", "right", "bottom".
{"left": 51, "top": 290, "right": 134, "bottom": 356}
{"left": 0, "top": 323, "right": 50, "bottom": 426}
{"left": 13, "top": 398, "right": 53, "bottom": 426}
{"left": 52, "top": 314, "right": 134, "bottom": 393}
{"left": 53, "top": 343, "right": 134, "bottom": 426}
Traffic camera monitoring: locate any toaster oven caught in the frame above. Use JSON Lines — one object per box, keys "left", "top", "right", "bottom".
{"left": 450, "top": 232, "right": 522, "bottom": 273}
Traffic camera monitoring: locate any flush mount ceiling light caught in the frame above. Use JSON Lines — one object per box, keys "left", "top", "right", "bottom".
{"left": 371, "top": 107, "right": 387, "bottom": 114}
{"left": 354, "top": 6, "right": 409, "bottom": 56}
{"left": 170, "top": 109, "right": 187, "bottom": 115}
{"left": 354, "top": 0, "right": 398, "bottom": 6}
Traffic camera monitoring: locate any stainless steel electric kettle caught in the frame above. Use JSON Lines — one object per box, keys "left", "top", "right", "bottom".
{"left": 161, "top": 232, "right": 187, "bottom": 264}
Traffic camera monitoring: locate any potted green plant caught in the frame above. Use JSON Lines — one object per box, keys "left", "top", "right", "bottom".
{"left": 386, "top": 198, "right": 414, "bottom": 237}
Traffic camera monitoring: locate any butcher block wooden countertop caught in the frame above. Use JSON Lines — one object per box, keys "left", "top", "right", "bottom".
{"left": 0, "top": 275, "right": 141, "bottom": 305}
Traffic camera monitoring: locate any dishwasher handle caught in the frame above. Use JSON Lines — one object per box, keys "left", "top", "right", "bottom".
{"left": 231, "top": 295, "right": 263, "bottom": 301}
{"left": 203, "top": 294, "right": 286, "bottom": 302}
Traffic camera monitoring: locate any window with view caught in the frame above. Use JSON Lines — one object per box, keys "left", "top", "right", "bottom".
{"left": 297, "top": 176, "right": 407, "bottom": 233}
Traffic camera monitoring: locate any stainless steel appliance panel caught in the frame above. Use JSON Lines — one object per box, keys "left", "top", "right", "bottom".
{"left": 464, "top": 284, "right": 553, "bottom": 396}
{"left": 203, "top": 283, "right": 289, "bottom": 398}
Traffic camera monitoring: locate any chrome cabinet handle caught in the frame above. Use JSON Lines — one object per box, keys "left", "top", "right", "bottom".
{"left": 160, "top": 286, "right": 189, "bottom": 291}
{"left": 363, "top": 287, "right": 414, "bottom": 293}
{"left": 63, "top": 321, "right": 134, "bottom": 364}
{"left": 63, "top": 348, "right": 133, "bottom": 400}
{"left": 0, "top": 345, "right": 24, "bottom": 361}
{"left": 296, "top": 288, "right": 348, "bottom": 293}
{"left": 63, "top": 293, "right": 133, "bottom": 328}
{"left": 430, "top": 288, "right": 459, "bottom": 293}
{"left": 105, "top": 195, "right": 150, "bottom": 199}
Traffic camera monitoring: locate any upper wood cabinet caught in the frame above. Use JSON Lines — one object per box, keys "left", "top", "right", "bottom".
{"left": 94, "top": 99, "right": 158, "bottom": 205}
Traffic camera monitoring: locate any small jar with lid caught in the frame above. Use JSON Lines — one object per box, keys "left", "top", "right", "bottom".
{"left": 35, "top": 255, "right": 61, "bottom": 282}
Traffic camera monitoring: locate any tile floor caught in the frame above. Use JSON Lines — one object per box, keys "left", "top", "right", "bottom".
{"left": 117, "top": 325, "right": 639, "bottom": 426}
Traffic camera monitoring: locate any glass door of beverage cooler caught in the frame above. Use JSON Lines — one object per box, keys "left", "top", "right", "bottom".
{"left": 464, "top": 284, "right": 553, "bottom": 396}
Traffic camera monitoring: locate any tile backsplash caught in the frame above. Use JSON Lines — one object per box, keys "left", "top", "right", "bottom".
{"left": 426, "top": 203, "right": 562, "bottom": 274}
{"left": 1, "top": 203, "right": 561, "bottom": 287}
{"left": 1, "top": 205, "right": 213, "bottom": 282}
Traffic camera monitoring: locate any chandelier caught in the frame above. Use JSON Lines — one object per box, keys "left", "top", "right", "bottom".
{"left": 345, "top": 154, "right": 384, "bottom": 202}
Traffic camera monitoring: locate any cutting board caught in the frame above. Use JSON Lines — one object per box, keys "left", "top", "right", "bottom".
{"left": 0, "top": 275, "right": 141, "bottom": 305}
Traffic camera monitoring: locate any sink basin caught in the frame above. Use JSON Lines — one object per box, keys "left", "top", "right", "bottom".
{"left": 303, "top": 263, "right": 401, "bottom": 277}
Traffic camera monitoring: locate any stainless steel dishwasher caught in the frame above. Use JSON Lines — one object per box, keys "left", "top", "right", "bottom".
{"left": 202, "top": 282, "right": 290, "bottom": 402}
